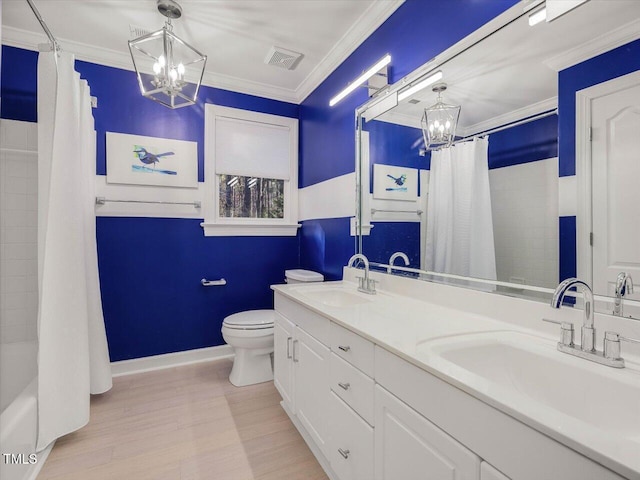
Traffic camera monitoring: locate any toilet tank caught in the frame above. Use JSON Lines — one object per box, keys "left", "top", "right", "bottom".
{"left": 285, "top": 269, "right": 324, "bottom": 284}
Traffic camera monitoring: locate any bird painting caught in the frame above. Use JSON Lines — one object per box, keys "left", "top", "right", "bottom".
{"left": 387, "top": 173, "right": 407, "bottom": 186}
{"left": 133, "top": 147, "right": 175, "bottom": 168}
{"left": 131, "top": 146, "right": 177, "bottom": 175}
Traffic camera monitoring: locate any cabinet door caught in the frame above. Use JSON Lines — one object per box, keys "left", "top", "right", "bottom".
{"left": 294, "top": 326, "right": 331, "bottom": 458}
{"left": 274, "top": 313, "right": 295, "bottom": 411}
{"left": 375, "top": 385, "right": 480, "bottom": 480}
{"left": 329, "top": 392, "right": 374, "bottom": 480}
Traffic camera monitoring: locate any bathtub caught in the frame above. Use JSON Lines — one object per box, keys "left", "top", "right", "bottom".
{"left": 0, "top": 341, "right": 54, "bottom": 480}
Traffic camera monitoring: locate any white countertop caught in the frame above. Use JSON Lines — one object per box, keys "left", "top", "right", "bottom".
{"left": 272, "top": 275, "right": 640, "bottom": 480}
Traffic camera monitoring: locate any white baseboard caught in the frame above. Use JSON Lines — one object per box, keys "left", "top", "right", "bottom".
{"left": 111, "top": 344, "right": 234, "bottom": 377}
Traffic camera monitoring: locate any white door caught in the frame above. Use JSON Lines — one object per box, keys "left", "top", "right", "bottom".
{"left": 273, "top": 313, "right": 295, "bottom": 410}
{"left": 294, "top": 326, "right": 330, "bottom": 458}
{"left": 374, "top": 385, "right": 480, "bottom": 480}
{"left": 590, "top": 72, "right": 640, "bottom": 300}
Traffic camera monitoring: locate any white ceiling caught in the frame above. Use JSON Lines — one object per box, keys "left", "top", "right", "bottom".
{"left": 1, "top": 0, "right": 404, "bottom": 103}
{"left": 374, "top": 0, "right": 640, "bottom": 136}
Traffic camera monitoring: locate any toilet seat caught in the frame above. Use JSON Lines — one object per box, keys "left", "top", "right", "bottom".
{"left": 223, "top": 310, "right": 275, "bottom": 331}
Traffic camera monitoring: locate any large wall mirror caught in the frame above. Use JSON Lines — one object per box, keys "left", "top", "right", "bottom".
{"left": 355, "top": 0, "right": 640, "bottom": 318}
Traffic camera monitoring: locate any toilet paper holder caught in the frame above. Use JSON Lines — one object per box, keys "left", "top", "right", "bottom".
{"left": 201, "top": 278, "right": 227, "bottom": 286}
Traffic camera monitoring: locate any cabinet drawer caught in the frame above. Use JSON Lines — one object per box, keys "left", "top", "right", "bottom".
{"left": 329, "top": 392, "right": 374, "bottom": 480}
{"left": 275, "top": 293, "right": 330, "bottom": 345}
{"left": 330, "top": 353, "right": 375, "bottom": 425}
{"left": 330, "top": 322, "right": 374, "bottom": 376}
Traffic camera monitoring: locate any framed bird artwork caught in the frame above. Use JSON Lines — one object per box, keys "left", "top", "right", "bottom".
{"left": 373, "top": 164, "right": 418, "bottom": 201}
{"left": 106, "top": 132, "right": 198, "bottom": 188}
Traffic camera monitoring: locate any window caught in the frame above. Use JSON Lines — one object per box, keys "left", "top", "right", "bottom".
{"left": 202, "top": 105, "right": 299, "bottom": 236}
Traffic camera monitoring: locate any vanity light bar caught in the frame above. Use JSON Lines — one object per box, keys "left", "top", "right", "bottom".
{"left": 397, "top": 70, "right": 443, "bottom": 102}
{"left": 329, "top": 54, "right": 391, "bottom": 107}
{"left": 528, "top": 6, "right": 547, "bottom": 26}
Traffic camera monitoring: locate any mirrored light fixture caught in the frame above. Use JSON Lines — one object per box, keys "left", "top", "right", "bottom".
{"left": 528, "top": 6, "right": 547, "bottom": 26}
{"left": 128, "top": 0, "right": 207, "bottom": 109}
{"left": 397, "top": 70, "right": 443, "bottom": 102}
{"left": 421, "top": 83, "right": 460, "bottom": 150}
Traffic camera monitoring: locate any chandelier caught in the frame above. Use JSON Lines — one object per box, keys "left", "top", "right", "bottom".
{"left": 128, "top": 0, "right": 207, "bottom": 109}
{"left": 421, "top": 83, "right": 460, "bottom": 149}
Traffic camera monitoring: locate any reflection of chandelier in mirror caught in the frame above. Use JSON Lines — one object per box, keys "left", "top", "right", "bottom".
{"left": 128, "top": 0, "right": 207, "bottom": 109}
{"left": 421, "top": 83, "right": 460, "bottom": 149}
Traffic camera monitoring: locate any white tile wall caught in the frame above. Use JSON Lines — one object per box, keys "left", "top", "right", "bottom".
{"left": 0, "top": 119, "right": 38, "bottom": 344}
{"left": 489, "top": 158, "right": 559, "bottom": 289}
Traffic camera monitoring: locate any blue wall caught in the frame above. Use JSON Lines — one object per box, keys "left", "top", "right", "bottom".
{"left": 1, "top": 45, "right": 301, "bottom": 361}
{"left": 558, "top": 39, "right": 640, "bottom": 178}
{"left": 298, "top": 0, "right": 518, "bottom": 279}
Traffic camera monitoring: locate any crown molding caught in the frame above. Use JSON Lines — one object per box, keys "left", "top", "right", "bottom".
{"left": 294, "top": 0, "right": 405, "bottom": 103}
{"left": 543, "top": 18, "right": 640, "bottom": 72}
{"left": 457, "top": 97, "right": 557, "bottom": 138}
{"left": 2, "top": 26, "right": 301, "bottom": 103}
{"left": 2, "top": 1, "right": 404, "bottom": 105}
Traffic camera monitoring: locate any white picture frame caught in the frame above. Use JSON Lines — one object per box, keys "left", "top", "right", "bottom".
{"left": 106, "top": 132, "right": 198, "bottom": 188}
{"left": 373, "top": 164, "right": 418, "bottom": 201}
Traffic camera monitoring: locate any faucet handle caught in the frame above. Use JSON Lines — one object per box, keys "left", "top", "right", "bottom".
{"left": 542, "top": 318, "right": 575, "bottom": 346}
{"left": 604, "top": 331, "right": 640, "bottom": 361}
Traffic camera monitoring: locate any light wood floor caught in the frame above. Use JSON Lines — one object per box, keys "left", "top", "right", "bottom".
{"left": 37, "top": 359, "right": 329, "bottom": 480}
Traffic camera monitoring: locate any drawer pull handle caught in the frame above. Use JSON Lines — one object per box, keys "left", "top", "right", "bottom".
{"left": 338, "top": 345, "right": 351, "bottom": 352}
{"left": 338, "top": 382, "right": 351, "bottom": 391}
{"left": 338, "top": 448, "right": 350, "bottom": 459}
{"left": 286, "top": 337, "right": 292, "bottom": 359}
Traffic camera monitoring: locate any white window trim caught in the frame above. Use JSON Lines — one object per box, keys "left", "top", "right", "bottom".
{"left": 202, "top": 104, "right": 300, "bottom": 236}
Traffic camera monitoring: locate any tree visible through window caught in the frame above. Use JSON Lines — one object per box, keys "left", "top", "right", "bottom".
{"left": 219, "top": 175, "right": 284, "bottom": 218}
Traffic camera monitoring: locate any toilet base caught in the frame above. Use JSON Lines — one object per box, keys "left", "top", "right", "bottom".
{"left": 228, "top": 347, "right": 274, "bottom": 387}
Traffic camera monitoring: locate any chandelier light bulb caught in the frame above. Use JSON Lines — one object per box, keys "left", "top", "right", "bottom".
{"left": 153, "top": 62, "right": 161, "bottom": 75}
{"left": 158, "top": 55, "right": 166, "bottom": 67}
{"left": 169, "top": 68, "right": 178, "bottom": 81}
{"left": 177, "top": 63, "right": 185, "bottom": 76}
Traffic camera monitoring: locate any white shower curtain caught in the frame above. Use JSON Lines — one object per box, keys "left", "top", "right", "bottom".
{"left": 36, "top": 51, "right": 112, "bottom": 451}
{"left": 425, "top": 137, "right": 497, "bottom": 280}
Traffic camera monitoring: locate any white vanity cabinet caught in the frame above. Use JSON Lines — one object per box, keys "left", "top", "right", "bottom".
{"left": 274, "top": 291, "right": 630, "bottom": 480}
{"left": 327, "top": 322, "right": 376, "bottom": 480}
{"left": 273, "top": 312, "right": 295, "bottom": 409}
{"left": 274, "top": 295, "right": 331, "bottom": 458}
{"left": 375, "top": 384, "right": 480, "bottom": 480}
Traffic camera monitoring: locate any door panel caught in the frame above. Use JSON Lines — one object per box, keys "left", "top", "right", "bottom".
{"left": 591, "top": 78, "right": 640, "bottom": 300}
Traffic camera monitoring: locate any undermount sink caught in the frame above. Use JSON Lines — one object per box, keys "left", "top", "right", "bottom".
{"left": 418, "top": 331, "right": 640, "bottom": 441}
{"left": 297, "top": 287, "right": 374, "bottom": 308}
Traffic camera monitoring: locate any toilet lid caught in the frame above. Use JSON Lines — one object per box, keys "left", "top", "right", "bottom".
{"left": 223, "top": 310, "right": 275, "bottom": 329}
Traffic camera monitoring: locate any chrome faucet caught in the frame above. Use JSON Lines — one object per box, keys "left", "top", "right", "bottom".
{"left": 551, "top": 278, "right": 595, "bottom": 352}
{"left": 348, "top": 253, "right": 376, "bottom": 295}
{"left": 387, "top": 252, "right": 409, "bottom": 273}
{"left": 545, "top": 277, "right": 639, "bottom": 368}
{"left": 613, "top": 272, "right": 633, "bottom": 317}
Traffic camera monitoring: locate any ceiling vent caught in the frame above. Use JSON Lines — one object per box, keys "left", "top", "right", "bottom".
{"left": 265, "top": 46, "right": 304, "bottom": 71}
{"left": 129, "top": 24, "right": 153, "bottom": 39}
{"left": 408, "top": 99, "right": 421, "bottom": 104}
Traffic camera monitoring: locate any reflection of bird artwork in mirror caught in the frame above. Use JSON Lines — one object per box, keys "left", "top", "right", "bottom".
{"left": 132, "top": 146, "right": 177, "bottom": 175}
{"left": 386, "top": 173, "right": 407, "bottom": 191}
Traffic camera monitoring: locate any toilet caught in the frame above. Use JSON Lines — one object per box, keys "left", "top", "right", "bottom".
{"left": 221, "top": 269, "right": 324, "bottom": 387}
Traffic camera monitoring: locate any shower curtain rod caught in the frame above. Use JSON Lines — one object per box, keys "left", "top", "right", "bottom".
{"left": 455, "top": 108, "right": 558, "bottom": 143}
{"left": 420, "top": 108, "right": 558, "bottom": 155}
{"left": 26, "top": 0, "right": 60, "bottom": 52}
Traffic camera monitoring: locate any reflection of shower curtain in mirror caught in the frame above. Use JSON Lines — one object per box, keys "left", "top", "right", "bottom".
{"left": 425, "top": 137, "right": 496, "bottom": 280}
